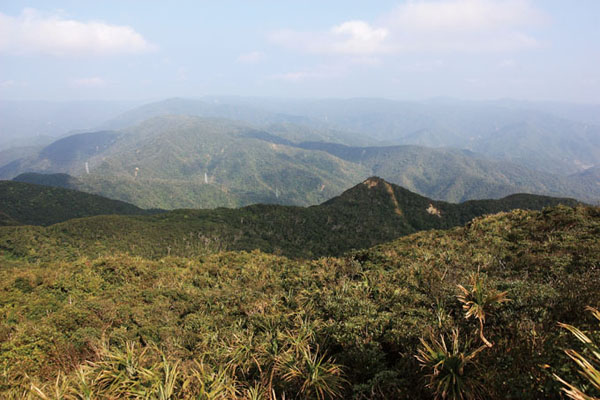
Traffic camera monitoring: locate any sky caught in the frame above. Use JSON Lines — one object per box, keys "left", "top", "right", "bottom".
{"left": 1, "top": 0, "right": 599, "bottom": 103}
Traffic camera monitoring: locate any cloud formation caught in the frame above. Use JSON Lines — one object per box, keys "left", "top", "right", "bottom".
{"left": 0, "top": 8, "right": 156, "bottom": 56}
{"left": 270, "top": 0, "right": 544, "bottom": 55}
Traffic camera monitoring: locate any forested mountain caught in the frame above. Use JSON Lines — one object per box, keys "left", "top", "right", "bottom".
{"left": 3, "top": 97, "right": 599, "bottom": 177}
{"left": 13, "top": 172, "right": 82, "bottom": 190}
{"left": 0, "top": 180, "right": 152, "bottom": 226}
{"left": 207, "top": 97, "right": 600, "bottom": 175}
{"left": 1, "top": 115, "right": 598, "bottom": 208}
{"left": 0, "top": 177, "right": 578, "bottom": 259}
{"left": 0, "top": 116, "right": 369, "bottom": 208}
{"left": 292, "top": 141, "right": 597, "bottom": 202}
{"left": 102, "top": 97, "right": 373, "bottom": 146}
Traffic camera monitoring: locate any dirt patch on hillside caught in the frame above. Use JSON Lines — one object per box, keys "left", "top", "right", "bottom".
{"left": 427, "top": 204, "right": 442, "bottom": 217}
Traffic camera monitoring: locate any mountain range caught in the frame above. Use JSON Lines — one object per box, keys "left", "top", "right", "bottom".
{"left": 0, "top": 177, "right": 579, "bottom": 259}
{"left": 1, "top": 114, "right": 598, "bottom": 209}
{"left": 0, "top": 97, "right": 599, "bottom": 210}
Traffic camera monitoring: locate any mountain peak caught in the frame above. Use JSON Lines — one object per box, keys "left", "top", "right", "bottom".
{"left": 362, "top": 176, "right": 387, "bottom": 188}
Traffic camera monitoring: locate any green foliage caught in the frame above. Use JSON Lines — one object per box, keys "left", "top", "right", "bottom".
{"left": 3, "top": 114, "right": 598, "bottom": 209}
{"left": 457, "top": 272, "right": 510, "bottom": 347}
{"left": 554, "top": 307, "right": 600, "bottom": 400}
{"left": 0, "top": 180, "right": 151, "bottom": 226}
{"left": 0, "top": 177, "right": 579, "bottom": 260}
{"left": 0, "top": 205, "right": 598, "bottom": 398}
{"left": 416, "top": 329, "right": 487, "bottom": 400}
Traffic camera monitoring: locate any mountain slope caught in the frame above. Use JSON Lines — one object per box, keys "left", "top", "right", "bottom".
{"left": 2, "top": 115, "right": 598, "bottom": 208}
{"left": 0, "top": 177, "right": 579, "bottom": 259}
{"left": 13, "top": 172, "right": 83, "bottom": 189}
{"left": 294, "top": 141, "right": 598, "bottom": 202}
{"left": 1, "top": 204, "right": 598, "bottom": 398}
{"left": 1, "top": 116, "right": 370, "bottom": 208}
{"left": 201, "top": 96, "right": 600, "bottom": 175}
{"left": 102, "top": 97, "right": 372, "bottom": 146}
{"left": 0, "top": 131, "right": 121, "bottom": 179}
{"left": 0, "top": 180, "right": 152, "bottom": 226}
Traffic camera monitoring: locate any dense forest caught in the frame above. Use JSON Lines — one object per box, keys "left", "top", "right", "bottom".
{"left": 0, "top": 177, "right": 579, "bottom": 259}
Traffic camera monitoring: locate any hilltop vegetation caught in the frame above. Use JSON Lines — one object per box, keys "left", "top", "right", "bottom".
{"left": 0, "top": 181, "right": 151, "bottom": 226}
{"left": 0, "top": 177, "right": 579, "bottom": 260}
{"left": 0, "top": 204, "right": 598, "bottom": 398}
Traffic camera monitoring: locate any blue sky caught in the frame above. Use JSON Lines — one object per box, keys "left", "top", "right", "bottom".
{"left": 1, "top": 0, "right": 599, "bottom": 103}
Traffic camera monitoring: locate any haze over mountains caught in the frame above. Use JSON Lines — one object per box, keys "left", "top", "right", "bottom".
{"left": 1, "top": 97, "right": 599, "bottom": 209}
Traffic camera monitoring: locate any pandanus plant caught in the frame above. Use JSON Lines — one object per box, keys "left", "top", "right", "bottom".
{"left": 456, "top": 272, "right": 509, "bottom": 347}
{"left": 554, "top": 307, "right": 600, "bottom": 400}
{"left": 416, "top": 328, "right": 487, "bottom": 400}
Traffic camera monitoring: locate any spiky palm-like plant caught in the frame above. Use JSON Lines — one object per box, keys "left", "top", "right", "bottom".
{"left": 185, "top": 359, "right": 240, "bottom": 399}
{"left": 416, "top": 329, "right": 487, "bottom": 400}
{"left": 30, "top": 373, "right": 71, "bottom": 400}
{"left": 554, "top": 307, "right": 600, "bottom": 400}
{"left": 277, "top": 345, "right": 344, "bottom": 400}
{"left": 457, "top": 272, "right": 509, "bottom": 347}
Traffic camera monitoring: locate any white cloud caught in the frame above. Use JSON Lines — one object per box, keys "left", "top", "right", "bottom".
{"left": 237, "top": 51, "right": 265, "bottom": 64}
{"left": 329, "top": 21, "right": 390, "bottom": 55}
{"left": 0, "top": 8, "right": 156, "bottom": 56}
{"left": 270, "top": 21, "right": 389, "bottom": 56}
{"left": 386, "top": 0, "right": 542, "bottom": 32}
{"left": 270, "top": 0, "right": 544, "bottom": 55}
{"left": 0, "top": 79, "right": 29, "bottom": 88}
{"left": 70, "top": 77, "right": 106, "bottom": 88}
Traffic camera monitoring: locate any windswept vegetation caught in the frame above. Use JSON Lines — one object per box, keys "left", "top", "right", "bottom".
{"left": 0, "top": 204, "right": 598, "bottom": 398}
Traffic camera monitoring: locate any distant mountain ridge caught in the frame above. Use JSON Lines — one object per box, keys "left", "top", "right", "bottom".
{"left": 0, "top": 177, "right": 579, "bottom": 259}
{"left": 0, "top": 180, "right": 153, "bottom": 226}
{"left": 1, "top": 115, "right": 598, "bottom": 208}
{"left": 200, "top": 97, "right": 600, "bottom": 175}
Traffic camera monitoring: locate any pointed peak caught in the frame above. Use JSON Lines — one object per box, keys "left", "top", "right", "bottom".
{"left": 362, "top": 176, "right": 387, "bottom": 188}
{"left": 323, "top": 177, "right": 425, "bottom": 211}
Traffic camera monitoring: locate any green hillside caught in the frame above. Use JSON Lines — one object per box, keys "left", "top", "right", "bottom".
{"left": 2, "top": 115, "right": 598, "bottom": 209}
{"left": 1, "top": 204, "right": 598, "bottom": 398}
{"left": 0, "top": 131, "right": 121, "bottom": 179}
{"left": 0, "top": 177, "right": 579, "bottom": 260}
{"left": 294, "top": 141, "right": 599, "bottom": 203}
{"left": 0, "top": 180, "right": 152, "bottom": 226}
{"left": 211, "top": 97, "right": 600, "bottom": 175}
{"left": 1, "top": 116, "right": 370, "bottom": 209}
{"left": 13, "top": 172, "right": 82, "bottom": 189}
{"left": 0, "top": 212, "right": 19, "bottom": 226}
